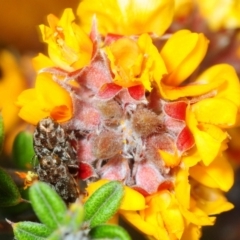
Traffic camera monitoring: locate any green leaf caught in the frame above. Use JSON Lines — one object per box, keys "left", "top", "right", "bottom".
{"left": 84, "top": 181, "right": 124, "bottom": 228}
{"left": 0, "top": 112, "right": 4, "bottom": 154}
{"left": 10, "top": 221, "right": 52, "bottom": 240}
{"left": 61, "top": 200, "right": 84, "bottom": 232}
{"left": 12, "top": 131, "right": 35, "bottom": 170}
{"left": 29, "top": 182, "right": 67, "bottom": 231}
{"left": 89, "top": 224, "right": 132, "bottom": 240}
{"left": 0, "top": 167, "right": 22, "bottom": 207}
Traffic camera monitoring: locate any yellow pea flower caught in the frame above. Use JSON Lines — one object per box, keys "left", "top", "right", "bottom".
{"left": 0, "top": 50, "right": 26, "bottom": 134}
{"left": 160, "top": 30, "right": 209, "bottom": 86}
{"left": 77, "top": 0, "right": 174, "bottom": 36}
{"left": 39, "top": 8, "right": 93, "bottom": 71}
{"left": 196, "top": 0, "right": 240, "bottom": 31}
{"left": 16, "top": 73, "right": 73, "bottom": 125}
{"left": 105, "top": 33, "right": 167, "bottom": 91}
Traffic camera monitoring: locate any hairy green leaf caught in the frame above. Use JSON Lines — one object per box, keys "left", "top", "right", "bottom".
{"left": 84, "top": 181, "right": 124, "bottom": 228}
{"left": 10, "top": 221, "right": 51, "bottom": 240}
{"left": 12, "top": 131, "right": 35, "bottom": 170}
{"left": 0, "top": 167, "right": 22, "bottom": 207}
{"left": 90, "top": 224, "right": 132, "bottom": 240}
{"left": 29, "top": 182, "right": 67, "bottom": 230}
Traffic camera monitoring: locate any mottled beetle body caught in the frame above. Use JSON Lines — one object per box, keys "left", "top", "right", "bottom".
{"left": 33, "top": 117, "right": 80, "bottom": 204}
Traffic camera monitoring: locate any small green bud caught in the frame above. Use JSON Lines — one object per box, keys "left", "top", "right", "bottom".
{"left": 12, "top": 130, "right": 35, "bottom": 170}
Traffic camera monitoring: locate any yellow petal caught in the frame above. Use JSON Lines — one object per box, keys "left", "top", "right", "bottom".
{"left": 175, "top": 167, "right": 190, "bottom": 209}
{"left": 32, "top": 53, "right": 55, "bottom": 71}
{"left": 186, "top": 109, "right": 228, "bottom": 165}
{"left": 180, "top": 201, "right": 215, "bottom": 226}
{"left": 195, "top": 64, "right": 240, "bottom": 108}
{"left": 158, "top": 149, "right": 180, "bottom": 167}
{"left": 149, "top": 191, "right": 185, "bottom": 239}
{"left": 121, "top": 186, "right": 146, "bottom": 210}
{"left": 18, "top": 100, "right": 50, "bottom": 125}
{"left": 137, "top": 33, "right": 167, "bottom": 90}
{"left": 198, "top": 193, "right": 234, "bottom": 215}
{"left": 77, "top": 0, "right": 174, "bottom": 36}
{"left": 119, "top": 210, "right": 163, "bottom": 238}
{"left": 191, "top": 182, "right": 234, "bottom": 215}
{"left": 189, "top": 155, "right": 234, "bottom": 191}
{"left": 181, "top": 223, "right": 202, "bottom": 240}
{"left": 182, "top": 148, "right": 201, "bottom": 167}
{"left": 16, "top": 89, "right": 36, "bottom": 107}
{"left": 192, "top": 98, "right": 238, "bottom": 127}
{"left": 36, "top": 74, "right": 72, "bottom": 114}
{"left": 158, "top": 75, "right": 225, "bottom": 100}
{"left": 160, "top": 30, "right": 209, "bottom": 86}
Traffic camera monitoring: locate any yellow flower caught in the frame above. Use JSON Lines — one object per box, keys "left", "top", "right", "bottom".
{"left": 154, "top": 29, "right": 240, "bottom": 166}
{"left": 196, "top": 0, "right": 240, "bottom": 31}
{"left": 0, "top": 50, "right": 26, "bottom": 134}
{"left": 16, "top": 73, "right": 73, "bottom": 125}
{"left": 105, "top": 33, "right": 167, "bottom": 91}
{"left": 77, "top": 0, "right": 174, "bottom": 36}
{"left": 39, "top": 8, "right": 93, "bottom": 71}
{"left": 13, "top": 1, "right": 239, "bottom": 239}
{"left": 186, "top": 64, "right": 240, "bottom": 165}
{"left": 160, "top": 30, "right": 209, "bottom": 88}
{"left": 85, "top": 174, "right": 232, "bottom": 240}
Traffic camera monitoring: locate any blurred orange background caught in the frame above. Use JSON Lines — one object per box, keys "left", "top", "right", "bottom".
{"left": 0, "top": 0, "right": 79, "bottom": 53}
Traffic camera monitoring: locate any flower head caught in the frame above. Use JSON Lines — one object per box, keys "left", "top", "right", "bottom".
{"left": 16, "top": 73, "right": 73, "bottom": 125}
{"left": 15, "top": 1, "right": 240, "bottom": 239}
{"left": 39, "top": 8, "right": 93, "bottom": 71}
